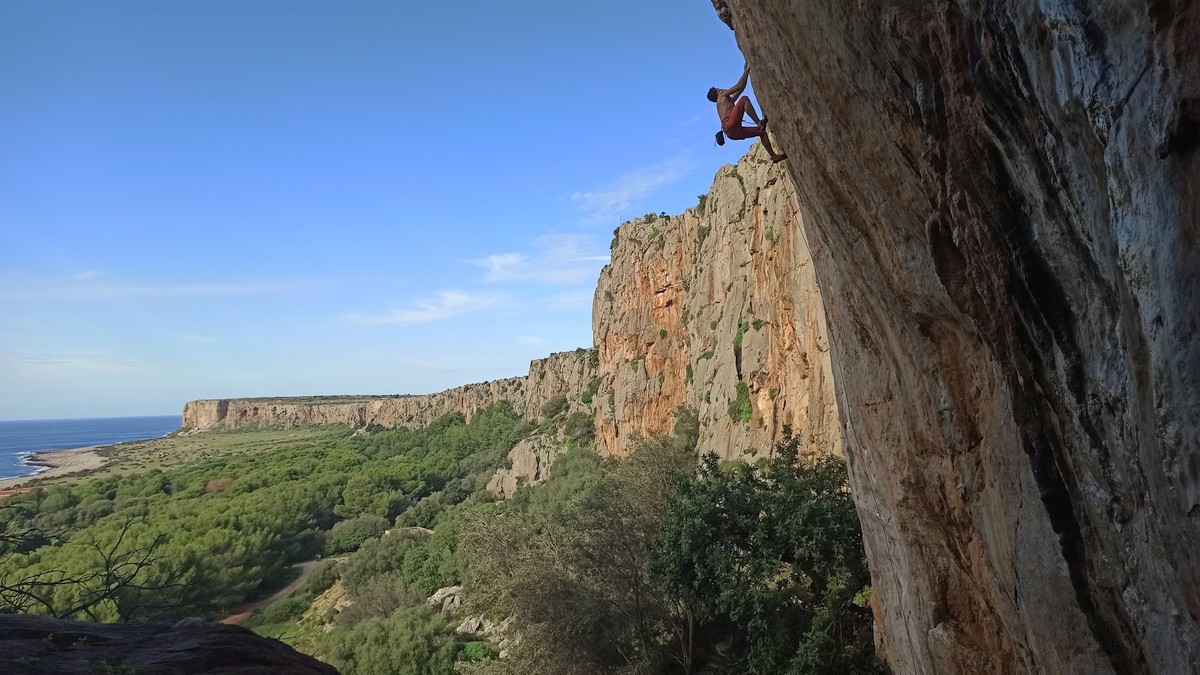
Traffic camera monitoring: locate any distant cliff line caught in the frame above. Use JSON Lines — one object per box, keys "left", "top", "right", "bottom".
{"left": 182, "top": 146, "right": 839, "bottom": 462}
{"left": 182, "top": 349, "right": 598, "bottom": 432}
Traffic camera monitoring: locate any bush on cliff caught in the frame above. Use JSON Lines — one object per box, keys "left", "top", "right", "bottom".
{"left": 539, "top": 395, "right": 569, "bottom": 419}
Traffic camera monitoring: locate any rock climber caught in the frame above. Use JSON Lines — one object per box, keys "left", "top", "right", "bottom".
{"left": 708, "top": 63, "right": 787, "bottom": 162}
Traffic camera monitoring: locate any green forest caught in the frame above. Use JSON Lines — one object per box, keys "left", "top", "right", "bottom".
{"left": 0, "top": 402, "right": 881, "bottom": 674}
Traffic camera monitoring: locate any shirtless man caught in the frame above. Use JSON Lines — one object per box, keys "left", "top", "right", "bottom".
{"left": 708, "top": 63, "right": 786, "bottom": 162}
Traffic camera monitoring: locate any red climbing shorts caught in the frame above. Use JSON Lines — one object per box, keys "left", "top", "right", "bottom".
{"left": 723, "top": 96, "right": 763, "bottom": 140}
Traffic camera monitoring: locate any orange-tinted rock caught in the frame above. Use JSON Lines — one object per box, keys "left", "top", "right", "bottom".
{"left": 593, "top": 146, "right": 838, "bottom": 460}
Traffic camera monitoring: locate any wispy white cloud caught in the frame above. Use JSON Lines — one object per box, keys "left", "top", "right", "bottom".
{"left": 475, "top": 234, "right": 610, "bottom": 285}
{"left": 342, "top": 291, "right": 509, "bottom": 326}
{"left": 71, "top": 270, "right": 106, "bottom": 281}
{"left": 0, "top": 351, "right": 142, "bottom": 377}
{"left": 544, "top": 288, "right": 596, "bottom": 310}
{"left": 515, "top": 336, "right": 548, "bottom": 347}
{"left": 571, "top": 158, "right": 691, "bottom": 224}
{"left": 1, "top": 279, "right": 308, "bottom": 302}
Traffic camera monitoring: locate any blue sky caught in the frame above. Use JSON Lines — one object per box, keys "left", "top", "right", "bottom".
{"left": 0, "top": 1, "right": 759, "bottom": 420}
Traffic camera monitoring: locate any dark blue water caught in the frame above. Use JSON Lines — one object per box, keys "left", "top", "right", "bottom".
{"left": 0, "top": 416, "right": 181, "bottom": 480}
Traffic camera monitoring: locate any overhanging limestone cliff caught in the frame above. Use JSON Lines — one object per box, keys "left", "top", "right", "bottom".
{"left": 719, "top": 1, "right": 1200, "bottom": 673}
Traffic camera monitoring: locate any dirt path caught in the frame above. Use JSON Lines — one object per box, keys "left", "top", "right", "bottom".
{"left": 220, "top": 559, "right": 323, "bottom": 625}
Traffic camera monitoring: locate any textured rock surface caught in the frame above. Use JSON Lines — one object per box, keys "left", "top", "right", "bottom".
{"left": 0, "top": 614, "right": 338, "bottom": 674}
{"left": 593, "top": 146, "right": 839, "bottom": 459}
{"left": 722, "top": 1, "right": 1200, "bottom": 673}
{"left": 182, "top": 350, "right": 596, "bottom": 432}
{"left": 486, "top": 430, "right": 565, "bottom": 499}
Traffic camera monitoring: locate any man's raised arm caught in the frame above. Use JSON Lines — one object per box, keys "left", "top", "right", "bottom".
{"left": 723, "top": 63, "right": 751, "bottom": 99}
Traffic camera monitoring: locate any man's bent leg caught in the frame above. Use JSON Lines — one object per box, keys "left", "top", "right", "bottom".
{"left": 725, "top": 124, "right": 763, "bottom": 141}
{"left": 738, "top": 96, "right": 763, "bottom": 125}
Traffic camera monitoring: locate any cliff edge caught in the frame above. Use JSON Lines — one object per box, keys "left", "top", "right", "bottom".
{"left": 182, "top": 350, "right": 597, "bottom": 432}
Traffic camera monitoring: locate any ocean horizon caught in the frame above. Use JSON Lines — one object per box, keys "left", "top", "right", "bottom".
{"left": 0, "top": 415, "right": 182, "bottom": 481}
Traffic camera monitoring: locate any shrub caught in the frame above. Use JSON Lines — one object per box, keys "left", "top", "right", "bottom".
{"left": 461, "top": 641, "right": 492, "bottom": 661}
{"left": 323, "top": 604, "right": 458, "bottom": 674}
{"left": 653, "top": 429, "right": 881, "bottom": 674}
{"left": 253, "top": 595, "right": 308, "bottom": 627}
{"left": 580, "top": 391, "right": 593, "bottom": 405}
{"left": 325, "top": 515, "right": 390, "bottom": 555}
{"left": 734, "top": 317, "right": 750, "bottom": 351}
{"left": 305, "top": 559, "right": 342, "bottom": 595}
{"left": 541, "top": 395, "right": 569, "bottom": 419}
{"left": 564, "top": 412, "right": 595, "bottom": 445}
{"left": 728, "top": 382, "right": 752, "bottom": 423}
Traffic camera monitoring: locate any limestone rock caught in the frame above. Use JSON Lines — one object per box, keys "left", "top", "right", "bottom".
{"left": 182, "top": 350, "right": 597, "bottom": 432}
{"left": 427, "top": 585, "right": 462, "bottom": 616}
{"left": 455, "top": 616, "right": 508, "bottom": 638}
{"left": 593, "top": 146, "right": 839, "bottom": 460}
{"left": 721, "top": 1, "right": 1200, "bottom": 672}
{"left": 0, "top": 613, "right": 337, "bottom": 674}
{"left": 486, "top": 430, "right": 564, "bottom": 499}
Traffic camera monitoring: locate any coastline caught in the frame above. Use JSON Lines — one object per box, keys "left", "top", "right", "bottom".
{"left": 0, "top": 446, "right": 109, "bottom": 491}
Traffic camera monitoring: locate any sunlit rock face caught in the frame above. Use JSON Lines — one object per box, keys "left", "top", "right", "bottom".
{"left": 718, "top": 0, "right": 1200, "bottom": 672}
{"left": 591, "top": 146, "right": 839, "bottom": 461}
{"left": 182, "top": 350, "right": 596, "bottom": 432}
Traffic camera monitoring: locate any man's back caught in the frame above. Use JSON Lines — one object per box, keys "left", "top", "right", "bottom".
{"left": 716, "top": 94, "right": 734, "bottom": 121}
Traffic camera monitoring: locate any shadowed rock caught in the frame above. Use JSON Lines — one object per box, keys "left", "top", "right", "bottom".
{"left": 0, "top": 614, "right": 338, "bottom": 674}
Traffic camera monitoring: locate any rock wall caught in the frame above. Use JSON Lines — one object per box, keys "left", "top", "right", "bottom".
{"left": 593, "top": 146, "right": 838, "bottom": 459}
{"left": 719, "top": 0, "right": 1200, "bottom": 672}
{"left": 486, "top": 430, "right": 564, "bottom": 499}
{"left": 182, "top": 350, "right": 596, "bottom": 431}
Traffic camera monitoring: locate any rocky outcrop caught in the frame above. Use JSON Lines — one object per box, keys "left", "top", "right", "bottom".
{"left": 486, "top": 431, "right": 565, "bottom": 499}
{"left": 721, "top": 1, "right": 1200, "bottom": 673}
{"left": 593, "top": 146, "right": 838, "bottom": 459}
{"left": 0, "top": 614, "right": 337, "bottom": 674}
{"left": 182, "top": 350, "right": 596, "bottom": 432}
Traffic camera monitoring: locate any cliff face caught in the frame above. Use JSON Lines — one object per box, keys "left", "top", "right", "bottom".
{"left": 182, "top": 150, "right": 839, "bottom": 466}
{"left": 593, "top": 146, "right": 838, "bottom": 459}
{"left": 182, "top": 350, "right": 596, "bottom": 431}
{"left": 719, "top": 1, "right": 1200, "bottom": 673}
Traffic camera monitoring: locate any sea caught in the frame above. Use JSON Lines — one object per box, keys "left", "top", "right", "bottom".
{"left": 0, "top": 415, "right": 182, "bottom": 481}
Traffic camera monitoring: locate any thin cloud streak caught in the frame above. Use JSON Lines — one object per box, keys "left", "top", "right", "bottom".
{"left": 342, "top": 290, "right": 509, "bottom": 326}
{"left": 1, "top": 279, "right": 310, "bottom": 302}
{"left": 475, "top": 233, "right": 610, "bottom": 285}
{"left": 544, "top": 288, "right": 595, "bottom": 311}
{"left": 571, "top": 157, "right": 691, "bottom": 224}
{"left": 0, "top": 351, "right": 142, "bottom": 377}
